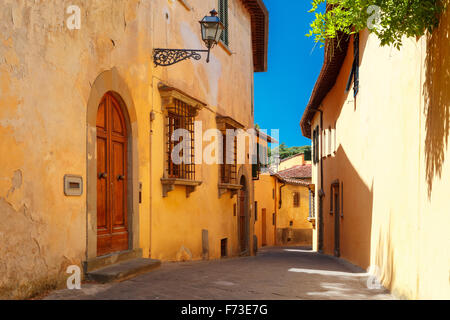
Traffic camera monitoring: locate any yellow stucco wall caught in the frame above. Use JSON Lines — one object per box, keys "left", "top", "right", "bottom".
{"left": 0, "top": 0, "right": 258, "bottom": 299}
{"left": 309, "top": 6, "right": 450, "bottom": 299}
{"left": 254, "top": 174, "right": 277, "bottom": 248}
{"left": 278, "top": 154, "right": 306, "bottom": 171}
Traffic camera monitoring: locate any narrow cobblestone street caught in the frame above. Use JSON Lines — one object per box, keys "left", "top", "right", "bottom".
{"left": 45, "top": 247, "right": 393, "bottom": 300}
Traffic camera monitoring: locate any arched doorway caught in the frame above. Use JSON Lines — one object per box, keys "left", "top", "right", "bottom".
{"left": 96, "top": 92, "right": 129, "bottom": 256}
{"left": 238, "top": 175, "right": 248, "bottom": 253}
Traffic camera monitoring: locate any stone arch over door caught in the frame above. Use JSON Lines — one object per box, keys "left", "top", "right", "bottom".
{"left": 86, "top": 68, "right": 140, "bottom": 260}
{"left": 237, "top": 166, "right": 251, "bottom": 255}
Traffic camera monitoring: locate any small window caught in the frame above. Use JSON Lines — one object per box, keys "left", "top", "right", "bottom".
{"left": 328, "top": 127, "right": 332, "bottom": 156}
{"left": 221, "top": 238, "right": 228, "bottom": 258}
{"left": 293, "top": 192, "right": 300, "bottom": 208}
{"left": 330, "top": 182, "right": 340, "bottom": 215}
{"left": 312, "top": 126, "right": 320, "bottom": 164}
{"left": 254, "top": 201, "right": 258, "bottom": 221}
{"left": 346, "top": 33, "right": 360, "bottom": 97}
{"left": 341, "top": 182, "right": 344, "bottom": 218}
{"left": 272, "top": 213, "right": 276, "bottom": 226}
{"left": 218, "top": 0, "right": 229, "bottom": 46}
{"left": 220, "top": 124, "right": 237, "bottom": 184}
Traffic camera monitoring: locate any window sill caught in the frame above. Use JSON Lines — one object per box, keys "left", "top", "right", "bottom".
{"left": 218, "top": 183, "right": 242, "bottom": 198}
{"left": 161, "top": 178, "right": 202, "bottom": 198}
{"left": 308, "top": 217, "right": 316, "bottom": 228}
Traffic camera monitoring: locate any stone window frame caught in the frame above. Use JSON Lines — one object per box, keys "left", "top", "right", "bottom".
{"left": 159, "top": 84, "right": 205, "bottom": 198}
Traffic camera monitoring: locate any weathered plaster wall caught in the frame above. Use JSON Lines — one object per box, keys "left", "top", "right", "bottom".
{"left": 254, "top": 174, "right": 276, "bottom": 248}
{"left": 277, "top": 184, "right": 312, "bottom": 246}
{"left": 310, "top": 6, "right": 450, "bottom": 299}
{"left": 147, "top": 0, "right": 256, "bottom": 262}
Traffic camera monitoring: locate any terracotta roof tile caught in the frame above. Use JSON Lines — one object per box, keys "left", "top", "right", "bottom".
{"left": 277, "top": 165, "right": 312, "bottom": 179}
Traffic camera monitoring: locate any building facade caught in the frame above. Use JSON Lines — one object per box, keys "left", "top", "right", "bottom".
{"left": 0, "top": 0, "right": 268, "bottom": 299}
{"left": 254, "top": 153, "right": 313, "bottom": 248}
{"left": 277, "top": 152, "right": 312, "bottom": 172}
{"left": 301, "top": 6, "right": 450, "bottom": 299}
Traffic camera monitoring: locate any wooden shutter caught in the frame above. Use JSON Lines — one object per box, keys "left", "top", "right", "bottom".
{"left": 341, "top": 182, "right": 344, "bottom": 217}
{"left": 353, "top": 33, "right": 360, "bottom": 97}
{"left": 293, "top": 192, "right": 300, "bottom": 208}
{"left": 218, "top": 0, "right": 229, "bottom": 46}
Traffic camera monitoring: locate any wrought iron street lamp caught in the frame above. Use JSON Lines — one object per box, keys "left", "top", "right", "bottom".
{"left": 153, "top": 9, "right": 225, "bottom": 67}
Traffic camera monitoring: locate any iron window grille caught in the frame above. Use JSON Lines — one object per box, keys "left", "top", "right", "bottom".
{"left": 293, "top": 192, "right": 300, "bottom": 208}
{"left": 312, "top": 126, "right": 320, "bottom": 164}
{"left": 166, "top": 99, "right": 196, "bottom": 180}
{"left": 220, "top": 124, "right": 237, "bottom": 184}
{"left": 218, "top": 0, "right": 229, "bottom": 46}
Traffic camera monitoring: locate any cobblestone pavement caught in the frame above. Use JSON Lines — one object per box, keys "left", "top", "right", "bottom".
{"left": 44, "top": 247, "right": 393, "bottom": 300}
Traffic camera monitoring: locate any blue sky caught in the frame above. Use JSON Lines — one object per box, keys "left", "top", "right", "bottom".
{"left": 254, "top": 0, "right": 324, "bottom": 148}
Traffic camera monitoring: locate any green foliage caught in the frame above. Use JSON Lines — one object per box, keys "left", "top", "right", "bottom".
{"left": 271, "top": 144, "right": 312, "bottom": 160}
{"left": 307, "top": 0, "right": 445, "bottom": 49}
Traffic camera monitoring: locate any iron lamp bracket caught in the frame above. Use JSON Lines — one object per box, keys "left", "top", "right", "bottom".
{"left": 153, "top": 48, "right": 211, "bottom": 67}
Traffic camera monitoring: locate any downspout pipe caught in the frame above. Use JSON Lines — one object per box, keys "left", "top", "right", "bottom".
{"left": 279, "top": 181, "right": 286, "bottom": 209}
{"left": 311, "top": 107, "right": 324, "bottom": 253}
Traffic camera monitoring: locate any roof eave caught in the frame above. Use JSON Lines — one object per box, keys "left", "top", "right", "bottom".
{"left": 300, "top": 35, "right": 350, "bottom": 139}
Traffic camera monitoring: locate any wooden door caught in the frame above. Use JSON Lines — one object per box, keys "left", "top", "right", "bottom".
{"left": 334, "top": 190, "right": 340, "bottom": 257}
{"left": 239, "top": 190, "right": 246, "bottom": 252}
{"left": 97, "top": 93, "right": 129, "bottom": 257}
{"left": 261, "top": 209, "right": 267, "bottom": 246}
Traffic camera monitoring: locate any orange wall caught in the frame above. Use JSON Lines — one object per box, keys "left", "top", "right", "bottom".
{"left": 309, "top": 7, "right": 450, "bottom": 299}
{"left": 254, "top": 174, "right": 277, "bottom": 247}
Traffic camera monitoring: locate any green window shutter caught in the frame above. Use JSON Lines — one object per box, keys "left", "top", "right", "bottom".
{"left": 252, "top": 164, "right": 260, "bottom": 180}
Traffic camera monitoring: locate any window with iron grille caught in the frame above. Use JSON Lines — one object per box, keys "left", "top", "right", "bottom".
{"left": 293, "top": 192, "right": 300, "bottom": 208}
{"left": 218, "top": 0, "right": 229, "bottom": 46}
{"left": 220, "top": 125, "right": 237, "bottom": 184}
{"left": 313, "top": 126, "right": 320, "bottom": 164}
{"left": 166, "top": 99, "right": 196, "bottom": 180}
{"left": 346, "top": 33, "right": 360, "bottom": 97}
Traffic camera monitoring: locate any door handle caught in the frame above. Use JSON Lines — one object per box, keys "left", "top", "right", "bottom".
{"left": 118, "top": 175, "right": 125, "bottom": 181}
{"left": 98, "top": 172, "right": 107, "bottom": 179}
